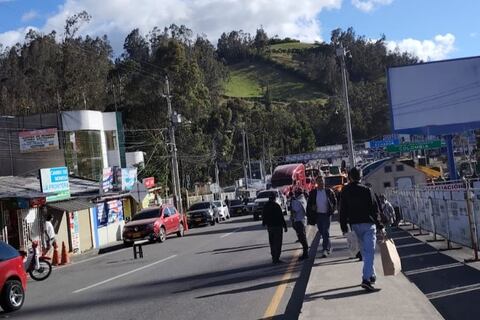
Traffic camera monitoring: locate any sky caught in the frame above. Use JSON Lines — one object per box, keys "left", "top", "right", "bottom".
{"left": 0, "top": 0, "right": 478, "bottom": 61}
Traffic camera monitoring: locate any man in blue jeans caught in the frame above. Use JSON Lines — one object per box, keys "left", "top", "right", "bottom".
{"left": 340, "top": 168, "right": 384, "bottom": 291}
{"left": 307, "top": 176, "right": 337, "bottom": 258}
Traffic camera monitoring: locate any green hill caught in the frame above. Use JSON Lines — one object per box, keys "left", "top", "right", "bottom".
{"left": 224, "top": 60, "right": 328, "bottom": 102}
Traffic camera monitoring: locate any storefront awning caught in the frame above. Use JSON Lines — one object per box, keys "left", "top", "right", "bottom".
{"left": 47, "top": 199, "right": 94, "bottom": 212}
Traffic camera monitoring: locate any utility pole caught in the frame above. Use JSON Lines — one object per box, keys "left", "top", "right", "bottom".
{"left": 336, "top": 44, "right": 355, "bottom": 169}
{"left": 241, "top": 128, "right": 248, "bottom": 189}
{"left": 213, "top": 136, "right": 220, "bottom": 199}
{"left": 164, "top": 76, "right": 183, "bottom": 214}
{"left": 246, "top": 131, "right": 252, "bottom": 181}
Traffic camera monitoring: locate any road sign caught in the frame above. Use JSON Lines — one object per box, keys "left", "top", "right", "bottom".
{"left": 130, "top": 181, "right": 148, "bottom": 204}
{"left": 386, "top": 140, "right": 444, "bottom": 153}
{"left": 368, "top": 138, "right": 399, "bottom": 149}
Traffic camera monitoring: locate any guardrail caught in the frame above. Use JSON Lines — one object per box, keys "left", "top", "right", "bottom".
{"left": 386, "top": 179, "right": 480, "bottom": 262}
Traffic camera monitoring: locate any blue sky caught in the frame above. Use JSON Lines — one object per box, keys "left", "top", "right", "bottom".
{"left": 0, "top": 0, "right": 478, "bottom": 61}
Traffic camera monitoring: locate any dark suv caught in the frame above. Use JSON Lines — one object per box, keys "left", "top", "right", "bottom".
{"left": 187, "top": 201, "right": 218, "bottom": 227}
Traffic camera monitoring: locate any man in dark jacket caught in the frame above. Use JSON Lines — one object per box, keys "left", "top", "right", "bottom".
{"left": 340, "top": 168, "right": 384, "bottom": 292}
{"left": 263, "top": 194, "right": 288, "bottom": 264}
{"left": 307, "top": 176, "right": 337, "bottom": 257}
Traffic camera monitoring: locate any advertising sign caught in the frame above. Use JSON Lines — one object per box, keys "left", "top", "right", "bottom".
{"left": 121, "top": 168, "right": 137, "bottom": 191}
{"left": 69, "top": 212, "right": 80, "bottom": 254}
{"left": 143, "top": 177, "right": 155, "bottom": 189}
{"left": 39, "top": 167, "right": 70, "bottom": 202}
{"left": 100, "top": 167, "right": 113, "bottom": 194}
{"left": 19, "top": 128, "right": 59, "bottom": 153}
{"left": 96, "top": 203, "right": 107, "bottom": 227}
{"left": 107, "top": 200, "right": 123, "bottom": 223}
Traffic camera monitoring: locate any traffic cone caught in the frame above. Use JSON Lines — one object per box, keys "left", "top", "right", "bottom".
{"left": 60, "top": 241, "right": 70, "bottom": 265}
{"left": 51, "top": 242, "right": 60, "bottom": 266}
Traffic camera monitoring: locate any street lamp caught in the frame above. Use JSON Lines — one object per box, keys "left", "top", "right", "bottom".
{"left": 336, "top": 44, "right": 355, "bottom": 169}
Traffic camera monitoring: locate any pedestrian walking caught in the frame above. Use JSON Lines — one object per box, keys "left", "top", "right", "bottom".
{"left": 291, "top": 187, "right": 309, "bottom": 261}
{"left": 44, "top": 214, "right": 56, "bottom": 255}
{"left": 379, "top": 194, "right": 396, "bottom": 234}
{"left": 307, "top": 176, "right": 337, "bottom": 258}
{"left": 262, "top": 194, "right": 288, "bottom": 264}
{"left": 340, "top": 168, "right": 384, "bottom": 292}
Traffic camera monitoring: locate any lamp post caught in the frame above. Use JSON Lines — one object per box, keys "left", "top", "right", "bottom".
{"left": 336, "top": 44, "right": 355, "bottom": 169}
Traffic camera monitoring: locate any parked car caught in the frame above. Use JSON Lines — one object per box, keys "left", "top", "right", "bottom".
{"left": 122, "top": 205, "right": 184, "bottom": 245}
{"left": 228, "top": 199, "right": 246, "bottom": 216}
{"left": 187, "top": 201, "right": 218, "bottom": 227}
{"left": 253, "top": 189, "right": 287, "bottom": 221}
{"left": 0, "top": 241, "right": 27, "bottom": 312}
{"left": 213, "top": 200, "right": 230, "bottom": 220}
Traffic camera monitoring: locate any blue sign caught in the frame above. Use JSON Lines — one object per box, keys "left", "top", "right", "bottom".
{"left": 368, "top": 139, "right": 400, "bottom": 149}
{"left": 121, "top": 168, "right": 137, "bottom": 191}
{"left": 96, "top": 203, "right": 108, "bottom": 227}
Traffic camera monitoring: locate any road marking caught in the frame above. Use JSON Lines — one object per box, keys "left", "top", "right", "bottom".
{"left": 395, "top": 242, "right": 425, "bottom": 249}
{"left": 401, "top": 252, "right": 438, "bottom": 259}
{"left": 263, "top": 227, "right": 314, "bottom": 319}
{"left": 427, "top": 283, "right": 480, "bottom": 300}
{"left": 72, "top": 254, "right": 177, "bottom": 294}
{"left": 404, "top": 262, "right": 463, "bottom": 276}
{"left": 220, "top": 227, "right": 243, "bottom": 238}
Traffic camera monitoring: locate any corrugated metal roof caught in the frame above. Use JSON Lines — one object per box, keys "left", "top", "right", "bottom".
{"left": 47, "top": 198, "right": 94, "bottom": 212}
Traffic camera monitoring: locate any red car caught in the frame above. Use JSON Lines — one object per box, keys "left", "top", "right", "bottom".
{"left": 122, "top": 205, "right": 185, "bottom": 245}
{"left": 0, "top": 241, "right": 27, "bottom": 312}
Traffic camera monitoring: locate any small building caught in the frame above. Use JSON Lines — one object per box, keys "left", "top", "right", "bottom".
{"left": 363, "top": 158, "right": 428, "bottom": 195}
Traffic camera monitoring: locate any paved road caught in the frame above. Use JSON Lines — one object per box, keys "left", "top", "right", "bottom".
{"left": 3, "top": 216, "right": 316, "bottom": 320}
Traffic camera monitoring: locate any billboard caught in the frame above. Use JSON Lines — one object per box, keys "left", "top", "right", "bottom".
{"left": 19, "top": 128, "right": 59, "bottom": 153}
{"left": 100, "top": 167, "right": 113, "bottom": 194}
{"left": 388, "top": 56, "right": 480, "bottom": 135}
{"left": 39, "top": 166, "right": 70, "bottom": 202}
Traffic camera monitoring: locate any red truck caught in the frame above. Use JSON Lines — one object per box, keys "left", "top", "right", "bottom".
{"left": 271, "top": 163, "right": 312, "bottom": 195}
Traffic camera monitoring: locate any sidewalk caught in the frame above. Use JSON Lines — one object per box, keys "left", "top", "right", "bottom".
{"left": 300, "top": 222, "right": 444, "bottom": 320}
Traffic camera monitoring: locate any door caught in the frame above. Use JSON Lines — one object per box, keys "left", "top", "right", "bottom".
{"left": 162, "top": 207, "right": 174, "bottom": 234}
{"left": 170, "top": 207, "right": 180, "bottom": 232}
{"left": 395, "top": 176, "right": 414, "bottom": 190}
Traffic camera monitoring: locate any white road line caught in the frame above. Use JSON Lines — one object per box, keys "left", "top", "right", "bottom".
{"left": 72, "top": 254, "right": 177, "bottom": 294}
{"left": 427, "top": 283, "right": 480, "bottom": 300}
{"left": 220, "top": 227, "right": 243, "bottom": 238}
{"left": 395, "top": 242, "right": 426, "bottom": 249}
{"left": 404, "top": 262, "right": 463, "bottom": 276}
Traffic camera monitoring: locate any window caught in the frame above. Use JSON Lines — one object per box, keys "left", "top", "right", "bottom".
{"left": 105, "top": 131, "right": 118, "bottom": 151}
{"left": 0, "top": 241, "right": 20, "bottom": 262}
{"left": 64, "top": 131, "right": 104, "bottom": 180}
{"left": 384, "top": 182, "right": 391, "bottom": 188}
{"left": 396, "top": 165, "right": 404, "bottom": 172}
{"left": 384, "top": 166, "right": 392, "bottom": 173}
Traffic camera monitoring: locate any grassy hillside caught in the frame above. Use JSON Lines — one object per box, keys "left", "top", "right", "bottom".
{"left": 224, "top": 61, "right": 328, "bottom": 102}
{"left": 270, "top": 42, "right": 318, "bottom": 50}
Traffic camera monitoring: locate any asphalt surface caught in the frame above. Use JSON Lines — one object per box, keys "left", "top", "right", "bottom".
{"left": 2, "top": 216, "right": 315, "bottom": 320}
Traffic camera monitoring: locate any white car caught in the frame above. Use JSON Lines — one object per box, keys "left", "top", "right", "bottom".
{"left": 213, "top": 200, "right": 231, "bottom": 220}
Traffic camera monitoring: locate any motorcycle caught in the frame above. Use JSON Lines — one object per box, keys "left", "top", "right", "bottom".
{"left": 19, "top": 240, "right": 52, "bottom": 281}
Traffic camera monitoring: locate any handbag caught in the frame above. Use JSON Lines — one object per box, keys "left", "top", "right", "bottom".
{"left": 346, "top": 231, "right": 359, "bottom": 258}
{"left": 379, "top": 238, "right": 402, "bottom": 276}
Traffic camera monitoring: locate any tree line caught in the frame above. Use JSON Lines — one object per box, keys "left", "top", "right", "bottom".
{"left": 0, "top": 12, "right": 418, "bottom": 188}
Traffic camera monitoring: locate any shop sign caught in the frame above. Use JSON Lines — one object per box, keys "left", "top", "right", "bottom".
{"left": 19, "top": 128, "right": 59, "bottom": 153}
{"left": 367, "top": 138, "right": 399, "bottom": 149}
{"left": 143, "top": 177, "right": 155, "bottom": 189}
{"left": 40, "top": 167, "right": 71, "bottom": 202}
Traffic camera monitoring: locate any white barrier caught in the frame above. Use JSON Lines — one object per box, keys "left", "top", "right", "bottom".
{"left": 386, "top": 181, "right": 480, "bottom": 261}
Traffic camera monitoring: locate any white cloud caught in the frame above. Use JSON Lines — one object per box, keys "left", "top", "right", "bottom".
{"left": 470, "top": 32, "right": 477, "bottom": 38}
{"left": 351, "top": 0, "right": 393, "bottom": 13}
{"left": 21, "top": 10, "right": 38, "bottom": 22}
{"left": 0, "top": 0, "right": 343, "bottom": 53}
{"left": 386, "top": 33, "right": 456, "bottom": 61}
{"left": 0, "top": 26, "right": 38, "bottom": 49}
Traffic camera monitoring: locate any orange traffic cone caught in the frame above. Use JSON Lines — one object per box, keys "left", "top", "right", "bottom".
{"left": 51, "top": 242, "right": 60, "bottom": 266}
{"left": 60, "top": 241, "right": 70, "bottom": 265}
